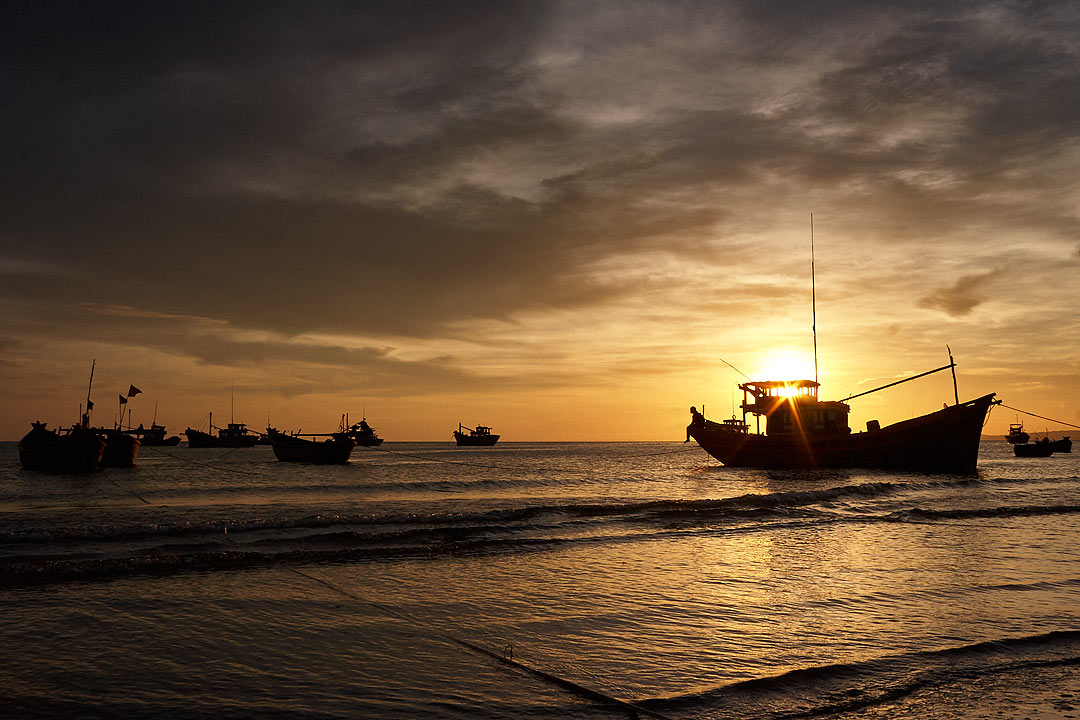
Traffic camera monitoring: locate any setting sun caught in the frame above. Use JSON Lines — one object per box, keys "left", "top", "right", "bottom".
{"left": 755, "top": 351, "right": 817, "bottom": 383}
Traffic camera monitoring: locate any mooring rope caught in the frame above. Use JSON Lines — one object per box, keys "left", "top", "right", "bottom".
{"left": 999, "top": 403, "right": 1080, "bottom": 431}
{"left": 278, "top": 562, "right": 673, "bottom": 720}
{"left": 143, "top": 443, "right": 266, "bottom": 477}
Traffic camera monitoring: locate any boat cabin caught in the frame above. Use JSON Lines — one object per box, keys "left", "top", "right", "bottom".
{"left": 739, "top": 380, "right": 851, "bottom": 436}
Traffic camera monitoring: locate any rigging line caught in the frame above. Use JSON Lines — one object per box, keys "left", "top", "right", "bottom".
{"left": 998, "top": 403, "right": 1080, "bottom": 431}
{"left": 278, "top": 562, "right": 674, "bottom": 720}
{"left": 106, "top": 476, "right": 152, "bottom": 505}
{"left": 142, "top": 444, "right": 265, "bottom": 477}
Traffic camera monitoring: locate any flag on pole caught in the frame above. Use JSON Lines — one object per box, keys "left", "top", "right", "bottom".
{"left": 119, "top": 394, "right": 128, "bottom": 405}
{"left": 87, "top": 400, "right": 94, "bottom": 410}
{"left": 127, "top": 385, "right": 142, "bottom": 397}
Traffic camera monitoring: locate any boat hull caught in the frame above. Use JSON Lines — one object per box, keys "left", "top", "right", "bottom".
{"left": 99, "top": 430, "right": 140, "bottom": 468}
{"left": 140, "top": 436, "right": 181, "bottom": 446}
{"left": 1014, "top": 442, "right": 1054, "bottom": 458}
{"left": 269, "top": 432, "right": 355, "bottom": 464}
{"left": 454, "top": 432, "right": 500, "bottom": 446}
{"left": 1049, "top": 437, "right": 1072, "bottom": 453}
{"left": 689, "top": 393, "right": 997, "bottom": 474}
{"left": 18, "top": 423, "right": 106, "bottom": 474}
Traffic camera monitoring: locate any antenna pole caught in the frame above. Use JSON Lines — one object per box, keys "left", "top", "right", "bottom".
{"left": 811, "top": 214, "right": 818, "bottom": 385}
{"left": 947, "top": 345, "right": 959, "bottom": 406}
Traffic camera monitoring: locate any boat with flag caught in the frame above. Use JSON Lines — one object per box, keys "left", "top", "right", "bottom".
{"left": 18, "top": 360, "right": 107, "bottom": 473}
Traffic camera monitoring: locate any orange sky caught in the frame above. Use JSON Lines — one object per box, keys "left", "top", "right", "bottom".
{"left": 2, "top": 2, "right": 1078, "bottom": 440}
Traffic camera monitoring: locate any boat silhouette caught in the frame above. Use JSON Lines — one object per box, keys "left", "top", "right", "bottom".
{"left": 454, "top": 423, "right": 500, "bottom": 446}
{"left": 185, "top": 412, "right": 259, "bottom": 447}
{"left": 687, "top": 219, "right": 997, "bottom": 473}
{"left": 266, "top": 428, "right": 356, "bottom": 464}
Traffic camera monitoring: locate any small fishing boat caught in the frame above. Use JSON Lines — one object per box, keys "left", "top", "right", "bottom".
{"left": 1014, "top": 437, "right": 1055, "bottom": 457}
{"left": 18, "top": 360, "right": 111, "bottom": 473}
{"left": 1005, "top": 423, "right": 1030, "bottom": 444}
{"left": 185, "top": 412, "right": 259, "bottom": 448}
{"left": 19, "top": 421, "right": 105, "bottom": 473}
{"left": 347, "top": 417, "right": 384, "bottom": 446}
{"left": 454, "top": 423, "right": 500, "bottom": 446}
{"left": 1049, "top": 436, "right": 1072, "bottom": 453}
{"left": 125, "top": 422, "right": 181, "bottom": 446}
{"left": 267, "top": 428, "right": 356, "bottom": 464}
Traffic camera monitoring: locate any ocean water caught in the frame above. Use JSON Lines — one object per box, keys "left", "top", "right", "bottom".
{"left": 2, "top": 438, "right": 1079, "bottom": 719}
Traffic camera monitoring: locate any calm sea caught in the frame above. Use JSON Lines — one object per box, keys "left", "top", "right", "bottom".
{"left": 2, "top": 439, "right": 1078, "bottom": 719}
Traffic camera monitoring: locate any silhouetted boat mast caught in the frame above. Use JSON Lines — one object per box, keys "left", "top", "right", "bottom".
{"left": 811, "top": 214, "right": 818, "bottom": 385}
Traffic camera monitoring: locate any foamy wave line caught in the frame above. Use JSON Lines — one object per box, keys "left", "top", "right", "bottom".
{"left": 643, "top": 630, "right": 1080, "bottom": 718}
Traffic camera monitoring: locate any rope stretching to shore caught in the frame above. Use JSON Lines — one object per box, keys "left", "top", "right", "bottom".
{"left": 999, "top": 403, "right": 1080, "bottom": 431}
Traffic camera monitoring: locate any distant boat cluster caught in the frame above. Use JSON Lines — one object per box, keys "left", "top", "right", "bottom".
{"left": 17, "top": 408, "right": 505, "bottom": 471}
{"left": 1006, "top": 422, "right": 1072, "bottom": 457}
{"left": 16, "top": 363, "right": 504, "bottom": 472}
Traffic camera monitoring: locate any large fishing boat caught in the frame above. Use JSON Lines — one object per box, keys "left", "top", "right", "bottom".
{"left": 686, "top": 219, "right": 997, "bottom": 474}
{"left": 266, "top": 428, "right": 356, "bottom": 464}
{"left": 454, "top": 423, "right": 500, "bottom": 446}
{"left": 687, "top": 375, "right": 997, "bottom": 473}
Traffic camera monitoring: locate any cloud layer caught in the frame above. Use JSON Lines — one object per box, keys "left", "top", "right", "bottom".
{"left": 2, "top": 1, "right": 1078, "bottom": 438}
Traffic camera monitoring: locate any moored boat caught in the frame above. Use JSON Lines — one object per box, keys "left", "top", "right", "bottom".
{"left": 185, "top": 412, "right": 259, "bottom": 448}
{"left": 126, "top": 422, "right": 181, "bottom": 446}
{"left": 19, "top": 421, "right": 105, "bottom": 473}
{"left": 1005, "top": 423, "right": 1030, "bottom": 444}
{"left": 1049, "top": 436, "right": 1072, "bottom": 453}
{"left": 347, "top": 417, "right": 384, "bottom": 446}
{"left": 267, "top": 428, "right": 355, "bottom": 464}
{"left": 1014, "top": 437, "right": 1055, "bottom": 457}
{"left": 687, "top": 228, "right": 997, "bottom": 474}
{"left": 454, "top": 423, "right": 500, "bottom": 446}
{"left": 687, "top": 378, "right": 997, "bottom": 473}
{"left": 18, "top": 360, "right": 110, "bottom": 473}
{"left": 96, "top": 427, "right": 141, "bottom": 467}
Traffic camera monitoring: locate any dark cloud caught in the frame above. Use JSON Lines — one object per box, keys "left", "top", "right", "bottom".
{"left": 1, "top": 0, "right": 1078, "bottom": 375}
{"left": 917, "top": 269, "right": 1004, "bottom": 316}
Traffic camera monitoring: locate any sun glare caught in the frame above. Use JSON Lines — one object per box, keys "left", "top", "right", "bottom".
{"left": 757, "top": 351, "right": 815, "bottom": 382}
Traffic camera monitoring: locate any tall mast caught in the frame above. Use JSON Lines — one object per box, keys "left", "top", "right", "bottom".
{"left": 84, "top": 359, "right": 96, "bottom": 427}
{"left": 811, "top": 214, "right": 818, "bottom": 385}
